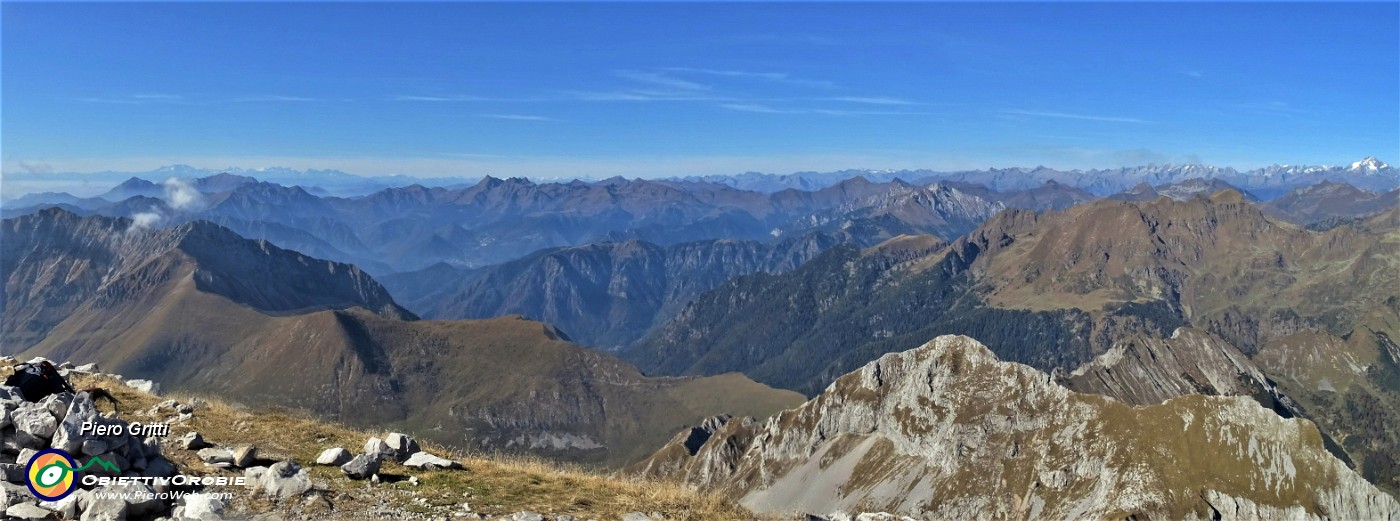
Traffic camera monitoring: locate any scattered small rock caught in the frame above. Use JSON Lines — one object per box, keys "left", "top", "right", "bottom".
{"left": 258, "top": 460, "right": 313, "bottom": 500}
{"left": 173, "top": 492, "right": 226, "bottom": 520}
{"left": 384, "top": 432, "right": 421, "bottom": 462}
{"left": 403, "top": 451, "right": 463, "bottom": 471}
{"left": 73, "top": 363, "right": 99, "bottom": 373}
{"left": 341, "top": 453, "right": 381, "bottom": 480}
{"left": 124, "top": 379, "right": 160, "bottom": 395}
{"left": 5, "top": 502, "right": 54, "bottom": 520}
{"left": 179, "top": 431, "right": 209, "bottom": 450}
{"left": 197, "top": 447, "right": 234, "bottom": 465}
{"left": 363, "top": 437, "right": 392, "bottom": 461}
{"left": 315, "top": 447, "right": 352, "bottom": 466}
{"left": 231, "top": 445, "right": 258, "bottom": 467}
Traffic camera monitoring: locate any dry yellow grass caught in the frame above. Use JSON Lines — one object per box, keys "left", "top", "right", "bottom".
{"left": 61, "top": 372, "right": 763, "bottom": 520}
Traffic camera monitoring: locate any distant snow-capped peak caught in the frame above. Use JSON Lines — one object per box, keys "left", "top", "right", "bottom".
{"left": 1349, "top": 156, "right": 1390, "bottom": 173}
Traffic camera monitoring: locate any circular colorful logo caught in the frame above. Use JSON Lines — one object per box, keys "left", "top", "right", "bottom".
{"left": 26, "top": 449, "right": 78, "bottom": 501}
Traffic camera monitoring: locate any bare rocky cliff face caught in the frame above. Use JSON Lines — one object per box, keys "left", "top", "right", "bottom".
{"left": 636, "top": 336, "right": 1399, "bottom": 519}
{"left": 1063, "top": 327, "right": 1292, "bottom": 410}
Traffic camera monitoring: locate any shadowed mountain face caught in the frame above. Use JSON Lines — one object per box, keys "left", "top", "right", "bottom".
{"left": 383, "top": 233, "right": 843, "bottom": 349}
{"left": 1264, "top": 181, "right": 1400, "bottom": 226}
{"left": 1, "top": 209, "right": 803, "bottom": 467}
{"left": 631, "top": 336, "right": 1399, "bottom": 519}
{"left": 1, "top": 208, "right": 412, "bottom": 350}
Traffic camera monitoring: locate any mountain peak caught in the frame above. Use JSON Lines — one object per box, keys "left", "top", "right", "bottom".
{"left": 1350, "top": 156, "right": 1390, "bottom": 173}
{"left": 1208, "top": 188, "right": 1246, "bottom": 204}
{"left": 117, "top": 176, "right": 156, "bottom": 188}
{"left": 636, "top": 334, "right": 1400, "bottom": 518}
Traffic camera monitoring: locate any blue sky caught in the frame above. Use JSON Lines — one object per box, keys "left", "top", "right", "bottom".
{"left": 3, "top": 2, "right": 1397, "bottom": 179}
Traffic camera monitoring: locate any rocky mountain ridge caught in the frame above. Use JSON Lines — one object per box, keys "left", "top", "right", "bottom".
{"left": 1, "top": 208, "right": 412, "bottom": 350}
{"left": 1263, "top": 181, "right": 1400, "bottom": 225}
{"left": 633, "top": 336, "right": 1400, "bottom": 519}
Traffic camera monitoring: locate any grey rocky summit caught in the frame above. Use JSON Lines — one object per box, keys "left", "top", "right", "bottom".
{"left": 636, "top": 335, "right": 1400, "bottom": 519}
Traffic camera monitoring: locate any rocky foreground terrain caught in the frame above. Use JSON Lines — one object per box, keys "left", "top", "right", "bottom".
{"left": 632, "top": 336, "right": 1400, "bottom": 519}
{"left": 0, "top": 359, "right": 783, "bottom": 520}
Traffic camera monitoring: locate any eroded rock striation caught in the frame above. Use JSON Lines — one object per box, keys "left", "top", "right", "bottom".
{"left": 637, "top": 335, "right": 1399, "bottom": 519}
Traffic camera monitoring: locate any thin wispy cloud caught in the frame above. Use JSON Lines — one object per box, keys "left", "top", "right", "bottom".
{"left": 663, "top": 67, "right": 837, "bottom": 89}
{"left": 400, "top": 69, "right": 911, "bottom": 108}
{"left": 229, "top": 95, "right": 331, "bottom": 103}
{"left": 1231, "top": 101, "right": 1312, "bottom": 116}
{"left": 77, "top": 97, "right": 148, "bottom": 104}
{"left": 818, "top": 96, "right": 918, "bottom": 106}
{"left": 721, "top": 103, "right": 787, "bottom": 114}
{"left": 392, "top": 94, "right": 548, "bottom": 102}
{"left": 77, "top": 94, "right": 188, "bottom": 105}
{"left": 1001, "top": 109, "right": 1148, "bottom": 124}
{"left": 569, "top": 90, "right": 735, "bottom": 102}
{"left": 436, "top": 152, "right": 512, "bottom": 159}
{"left": 719, "top": 33, "right": 843, "bottom": 46}
{"left": 614, "top": 70, "right": 710, "bottom": 91}
{"left": 77, "top": 94, "right": 336, "bottom": 105}
{"left": 477, "top": 114, "right": 555, "bottom": 121}
{"left": 132, "top": 94, "right": 184, "bottom": 101}
{"left": 720, "top": 103, "right": 929, "bottom": 117}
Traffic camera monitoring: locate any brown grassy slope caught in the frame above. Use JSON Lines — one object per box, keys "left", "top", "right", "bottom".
{"left": 62, "top": 373, "right": 760, "bottom": 520}
{"left": 965, "top": 192, "right": 1398, "bottom": 333}
{"left": 21, "top": 268, "right": 802, "bottom": 467}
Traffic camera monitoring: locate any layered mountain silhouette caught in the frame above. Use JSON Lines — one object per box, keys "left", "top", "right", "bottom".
{"left": 383, "top": 232, "right": 842, "bottom": 349}
{"left": 0, "top": 209, "right": 802, "bottom": 466}
{"left": 4, "top": 174, "right": 1007, "bottom": 274}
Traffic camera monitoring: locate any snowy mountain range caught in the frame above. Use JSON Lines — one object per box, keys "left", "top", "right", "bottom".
{"left": 673, "top": 157, "right": 1397, "bottom": 197}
